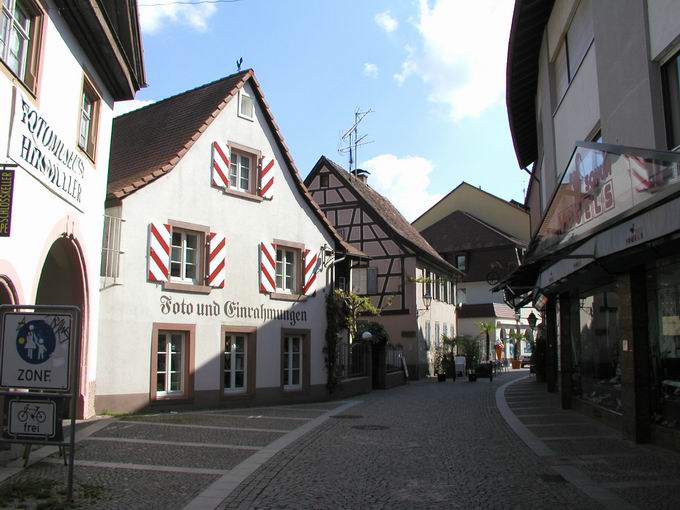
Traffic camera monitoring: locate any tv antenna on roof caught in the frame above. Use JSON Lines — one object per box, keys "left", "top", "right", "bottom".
{"left": 338, "top": 108, "right": 374, "bottom": 173}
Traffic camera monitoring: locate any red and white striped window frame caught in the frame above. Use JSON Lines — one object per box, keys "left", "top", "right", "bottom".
{"left": 148, "top": 220, "right": 226, "bottom": 293}
{"left": 261, "top": 240, "right": 318, "bottom": 300}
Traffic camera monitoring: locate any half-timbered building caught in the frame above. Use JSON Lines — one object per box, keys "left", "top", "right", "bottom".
{"left": 96, "top": 70, "right": 362, "bottom": 413}
{"left": 306, "top": 157, "right": 460, "bottom": 378}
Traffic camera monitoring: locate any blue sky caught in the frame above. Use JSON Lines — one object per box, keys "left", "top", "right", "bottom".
{"left": 119, "top": 0, "right": 529, "bottom": 221}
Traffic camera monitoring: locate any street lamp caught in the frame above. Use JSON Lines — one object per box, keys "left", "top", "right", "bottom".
{"left": 527, "top": 311, "right": 538, "bottom": 331}
{"left": 423, "top": 292, "right": 432, "bottom": 310}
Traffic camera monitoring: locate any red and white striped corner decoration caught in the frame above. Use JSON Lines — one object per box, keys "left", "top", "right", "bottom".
{"left": 148, "top": 222, "right": 171, "bottom": 282}
{"left": 258, "top": 155, "right": 275, "bottom": 199}
{"left": 211, "top": 141, "right": 230, "bottom": 189}
{"left": 302, "top": 248, "right": 318, "bottom": 296}
{"left": 207, "top": 232, "right": 226, "bottom": 288}
{"left": 259, "top": 241, "right": 277, "bottom": 293}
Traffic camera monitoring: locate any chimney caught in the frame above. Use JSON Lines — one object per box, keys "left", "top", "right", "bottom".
{"left": 354, "top": 168, "right": 370, "bottom": 184}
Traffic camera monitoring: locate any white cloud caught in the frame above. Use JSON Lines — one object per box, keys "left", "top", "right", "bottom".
{"left": 360, "top": 154, "right": 442, "bottom": 222}
{"left": 395, "top": 0, "right": 514, "bottom": 121}
{"left": 114, "top": 99, "right": 155, "bottom": 117}
{"left": 375, "top": 10, "right": 399, "bottom": 33}
{"left": 363, "top": 63, "right": 379, "bottom": 79}
{"left": 137, "top": 0, "right": 217, "bottom": 34}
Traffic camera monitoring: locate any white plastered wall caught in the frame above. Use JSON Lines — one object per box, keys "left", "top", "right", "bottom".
{"left": 0, "top": 0, "right": 116, "bottom": 417}
{"left": 96, "top": 81, "right": 335, "bottom": 399}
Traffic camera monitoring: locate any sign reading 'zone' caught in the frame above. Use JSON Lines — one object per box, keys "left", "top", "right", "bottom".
{"left": 0, "top": 312, "right": 73, "bottom": 391}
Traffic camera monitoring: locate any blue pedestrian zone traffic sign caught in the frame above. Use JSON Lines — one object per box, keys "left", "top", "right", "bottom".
{"left": 0, "top": 312, "right": 73, "bottom": 391}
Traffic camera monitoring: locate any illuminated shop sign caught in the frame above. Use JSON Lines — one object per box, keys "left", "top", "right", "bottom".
{"left": 532, "top": 142, "right": 680, "bottom": 260}
{"left": 8, "top": 89, "right": 93, "bottom": 212}
{"left": 159, "top": 295, "right": 308, "bottom": 326}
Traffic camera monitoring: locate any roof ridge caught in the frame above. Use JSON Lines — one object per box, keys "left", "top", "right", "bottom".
{"left": 114, "top": 69, "right": 251, "bottom": 120}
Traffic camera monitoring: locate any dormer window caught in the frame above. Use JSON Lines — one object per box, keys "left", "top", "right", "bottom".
{"left": 238, "top": 88, "right": 254, "bottom": 120}
{"left": 456, "top": 254, "right": 467, "bottom": 272}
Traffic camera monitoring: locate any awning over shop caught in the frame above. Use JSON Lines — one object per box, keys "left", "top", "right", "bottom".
{"left": 495, "top": 142, "right": 680, "bottom": 304}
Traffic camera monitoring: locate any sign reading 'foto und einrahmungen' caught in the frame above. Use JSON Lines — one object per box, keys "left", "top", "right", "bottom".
{"left": 8, "top": 89, "right": 93, "bottom": 212}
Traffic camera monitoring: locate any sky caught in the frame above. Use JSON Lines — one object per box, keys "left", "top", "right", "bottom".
{"left": 117, "top": 0, "right": 529, "bottom": 222}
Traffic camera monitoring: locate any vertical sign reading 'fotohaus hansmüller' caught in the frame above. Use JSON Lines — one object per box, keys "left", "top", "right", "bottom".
{"left": 0, "top": 312, "right": 72, "bottom": 391}
{"left": 7, "top": 88, "right": 92, "bottom": 213}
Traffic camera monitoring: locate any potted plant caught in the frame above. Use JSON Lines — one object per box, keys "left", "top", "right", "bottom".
{"left": 508, "top": 330, "right": 524, "bottom": 369}
{"left": 457, "top": 335, "right": 480, "bottom": 382}
{"left": 433, "top": 347, "right": 446, "bottom": 382}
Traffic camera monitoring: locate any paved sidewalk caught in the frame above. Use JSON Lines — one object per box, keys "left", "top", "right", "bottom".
{"left": 498, "top": 375, "right": 680, "bottom": 510}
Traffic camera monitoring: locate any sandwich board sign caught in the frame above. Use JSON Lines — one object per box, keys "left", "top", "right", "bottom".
{"left": 0, "top": 311, "right": 73, "bottom": 392}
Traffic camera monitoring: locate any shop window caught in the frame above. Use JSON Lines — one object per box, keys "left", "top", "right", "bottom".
{"left": 553, "top": 0, "right": 593, "bottom": 104}
{"left": 78, "top": 76, "right": 100, "bottom": 160}
{"left": 283, "top": 335, "right": 302, "bottom": 390}
{"left": 662, "top": 51, "right": 680, "bottom": 150}
{"left": 229, "top": 150, "right": 253, "bottom": 193}
{"left": 151, "top": 324, "right": 194, "bottom": 401}
{"left": 224, "top": 333, "right": 247, "bottom": 393}
{"left": 456, "top": 255, "right": 467, "bottom": 273}
{"left": 648, "top": 259, "right": 680, "bottom": 431}
{"left": 573, "top": 287, "right": 621, "bottom": 413}
{"left": 238, "top": 88, "right": 254, "bottom": 120}
{"left": 170, "top": 229, "right": 201, "bottom": 284}
{"left": 0, "top": 0, "right": 42, "bottom": 92}
{"left": 276, "top": 247, "right": 298, "bottom": 294}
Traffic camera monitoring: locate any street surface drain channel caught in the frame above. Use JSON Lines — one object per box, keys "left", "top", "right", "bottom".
{"left": 352, "top": 425, "right": 389, "bottom": 431}
{"left": 330, "top": 414, "right": 363, "bottom": 419}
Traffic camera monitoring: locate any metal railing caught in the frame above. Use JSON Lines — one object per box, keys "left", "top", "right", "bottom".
{"left": 385, "top": 344, "right": 403, "bottom": 373}
{"left": 100, "top": 214, "right": 124, "bottom": 286}
{"left": 336, "top": 342, "right": 368, "bottom": 379}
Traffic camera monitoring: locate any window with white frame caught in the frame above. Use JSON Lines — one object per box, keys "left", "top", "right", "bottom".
{"left": 156, "top": 331, "right": 184, "bottom": 396}
{"left": 434, "top": 322, "right": 440, "bottom": 349}
{"left": 78, "top": 77, "right": 100, "bottom": 159}
{"left": 170, "top": 229, "right": 200, "bottom": 284}
{"left": 229, "top": 150, "right": 252, "bottom": 193}
{"left": 351, "top": 266, "right": 376, "bottom": 295}
{"left": 100, "top": 214, "right": 123, "bottom": 281}
{"left": 283, "top": 335, "right": 302, "bottom": 390}
{"left": 224, "top": 333, "right": 247, "bottom": 392}
{"left": 425, "top": 322, "right": 431, "bottom": 349}
{"left": 424, "top": 269, "right": 432, "bottom": 297}
{"left": 238, "top": 88, "right": 254, "bottom": 120}
{"left": 443, "top": 323, "right": 448, "bottom": 340}
{"left": 276, "top": 248, "right": 298, "bottom": 293}
{"left": 0, "top": 0, "right": 42, "bottom": 90}
{"left": 456, "top": 254, "right": 467, "bottom": 273}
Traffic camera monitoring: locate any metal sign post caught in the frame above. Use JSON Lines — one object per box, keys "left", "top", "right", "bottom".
{"left": 0, "top": 304, "right": 81, "bottom": 501}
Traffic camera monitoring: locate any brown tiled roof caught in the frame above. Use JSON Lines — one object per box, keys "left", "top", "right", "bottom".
{"left": 108, "top": 70, "right": 364, "bottom": 258}
{"left": 311, "top": 157, "right": 458, "bottom": 275}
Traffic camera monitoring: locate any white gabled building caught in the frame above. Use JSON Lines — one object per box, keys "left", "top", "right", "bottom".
{"left": 97, "top": 70, "right": 362, "bottom": 413}
{"left": 0, "top": 0, "right": 145, "bottom": 418}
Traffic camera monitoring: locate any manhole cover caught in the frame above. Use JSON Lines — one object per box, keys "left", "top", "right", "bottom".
{"left": 352, "top": 425, "right": 389, "bottom": 431}
{"left": 330, "top": 414, "right": 363, "bottom": 419}
{"left": 540, "top": 473, "right": 566, "bottom": 483}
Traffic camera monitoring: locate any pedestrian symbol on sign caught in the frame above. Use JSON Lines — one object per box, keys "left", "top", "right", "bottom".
{"left": 15, "top": 320, "right": 56, "bottom": 365}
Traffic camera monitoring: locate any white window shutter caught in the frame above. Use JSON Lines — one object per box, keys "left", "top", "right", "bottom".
{"left": 259, "top": 241, "right": 276, "bottom": 293}
{"left": 258, "top": 155, "right": 275, "bottom": 199}
{"left": 211, "top": 141, "right": 230, "bottom": 189}
{"left": 206, "top": 232, "right": 226, "bottom": 288}
{"left": 302, "top": 248, "right": 318, "bottom": 296}
{"left": 148, "top": 222, "right": 171, "bottom": 282}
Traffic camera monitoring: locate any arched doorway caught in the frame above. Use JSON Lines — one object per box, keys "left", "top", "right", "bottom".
{"left": 35, "top": 236, "right": 88, "bottom": 417}
{"left": 0, "top": 276, "right": 17, "bottom": 305}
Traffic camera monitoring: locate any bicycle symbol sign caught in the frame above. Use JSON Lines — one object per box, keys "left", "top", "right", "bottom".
{"left": 8, "top": 400, "right": 55, "bottom": 438}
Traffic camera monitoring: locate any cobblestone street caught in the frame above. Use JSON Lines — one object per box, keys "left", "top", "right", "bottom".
{"left": 1, "top": 371, "right": 680, "bottom": 509}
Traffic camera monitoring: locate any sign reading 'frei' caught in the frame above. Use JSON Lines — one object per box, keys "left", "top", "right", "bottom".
{"left": 0, "top": 312, "right": 73, "bottom": 391}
